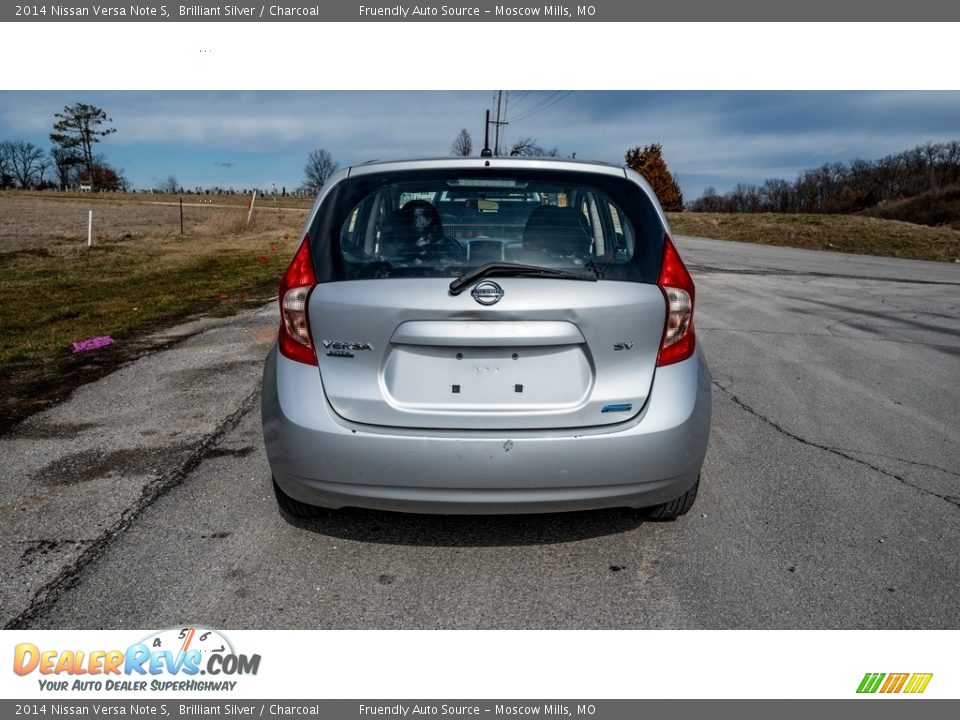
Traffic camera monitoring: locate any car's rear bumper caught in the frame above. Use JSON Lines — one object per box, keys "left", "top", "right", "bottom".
{"left": 261, "top": 345, "right": 712, "bottom": 514}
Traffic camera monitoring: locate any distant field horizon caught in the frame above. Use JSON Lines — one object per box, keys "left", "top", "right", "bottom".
{"left": 668, "top": 212, "right": 960, "bottom": 264}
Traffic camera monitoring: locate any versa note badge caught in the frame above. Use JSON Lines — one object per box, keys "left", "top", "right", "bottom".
{"left": 471, "top": 281, "right": 504, "bottom": 306}
{"left": 323, "top": 340, "right": 372, "bottom": 358}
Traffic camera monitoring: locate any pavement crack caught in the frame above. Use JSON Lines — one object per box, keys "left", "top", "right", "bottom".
{"left": 712, "top": 379, "right": 960, "bottom": 510}
{"left": 826, "top": 448, "right": 960, "bottom": 482}
{"left": 3, "top": 382, "right": 262, "bottom": 630}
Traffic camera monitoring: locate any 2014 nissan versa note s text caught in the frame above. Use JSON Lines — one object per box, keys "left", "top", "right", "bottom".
{"left": 261, "top": 158, "right": 711, "bottom": 519}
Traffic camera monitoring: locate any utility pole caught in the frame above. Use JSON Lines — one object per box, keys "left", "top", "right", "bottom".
{"left": 490, "top": 90, "right": 509, "bottom": 156}
{"left": 494, "top": 90, "right": 502, "bottom": 155}
{"left": 501, "top": 91, "right": 509, "bottom": 153}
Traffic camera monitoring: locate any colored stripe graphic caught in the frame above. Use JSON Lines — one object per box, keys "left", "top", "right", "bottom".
{"left": 857, "top": 672, "right": 933, "bottom": 694}
{"left": 903, "top": 673, "right": 933, "bottom": 694}
{"left": 880, "top": 673, "right": 909, "bottom": 693}
{"left": 857, "top": 673, "right": 885, "bottom": 693}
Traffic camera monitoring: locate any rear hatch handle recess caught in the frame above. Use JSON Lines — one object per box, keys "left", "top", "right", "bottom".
{"left": 449, "top": 262, "right": 598, "bottom": 296}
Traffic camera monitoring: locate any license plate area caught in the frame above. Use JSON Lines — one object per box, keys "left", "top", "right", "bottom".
{"left": 382, "top": 345, "right": 592, "bottom": 411}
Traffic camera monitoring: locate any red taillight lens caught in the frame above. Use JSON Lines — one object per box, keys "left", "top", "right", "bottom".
{"left": 656, "top": 234, "right": 696, "bottom": 367}
{"left": 277, "top": 235, "right": 318, "bottom": 366}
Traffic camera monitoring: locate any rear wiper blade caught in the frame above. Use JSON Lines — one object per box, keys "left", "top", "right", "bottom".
{"left": 449, "top": 262, "right": 598, "bottom": 295}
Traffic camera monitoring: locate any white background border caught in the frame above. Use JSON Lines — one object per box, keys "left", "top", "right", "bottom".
{"left": 1, "top": 22, "right": 959, "bottom": 90}
{"left": 2, "top": 18, "right": 958, "bottom": 701}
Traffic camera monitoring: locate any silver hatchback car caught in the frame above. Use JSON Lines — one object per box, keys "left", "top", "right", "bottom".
{"left": 261, "top": 158, "right": 711, "bottom": 518}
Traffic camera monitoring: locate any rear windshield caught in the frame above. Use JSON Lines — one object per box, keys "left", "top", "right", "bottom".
{"left": 309, "top": 168, "right": 665, "bottom": 284}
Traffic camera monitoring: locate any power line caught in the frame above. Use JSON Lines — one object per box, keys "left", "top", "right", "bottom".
{"left": 509, "top": 91, "right": 562, "bottom": 122}
{"left": 510, "top": 91, "right": 574, "bottom": 122}
{"left": 507, "top": 90, "right": 532, "bottom": 109}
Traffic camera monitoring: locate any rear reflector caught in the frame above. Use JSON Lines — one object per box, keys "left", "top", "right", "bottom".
{"left": 656, "top": 234, "right": 696, "bottom": 367}
{"left": 277, "top": 235, "right": 318, "bottom": 366}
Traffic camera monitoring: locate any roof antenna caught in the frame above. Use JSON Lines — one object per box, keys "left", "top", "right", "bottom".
{"left": 481, "top": 109, "right": 493, "bottom": 158}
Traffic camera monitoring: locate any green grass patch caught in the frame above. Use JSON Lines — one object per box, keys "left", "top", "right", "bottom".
{"left": 1, "top": 193, "right": 305, "bottom": 432}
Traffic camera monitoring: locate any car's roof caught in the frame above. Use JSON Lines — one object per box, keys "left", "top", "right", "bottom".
{"left": 346, "top": 156, "right": 629, "bottom": 179}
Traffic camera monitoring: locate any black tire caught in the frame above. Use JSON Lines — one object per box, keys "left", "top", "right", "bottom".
{"left": 273, "top": 477, "right": 326, "bottom": 519}
{"left": 642, "top": 475, "right": 700, "bottom": 520}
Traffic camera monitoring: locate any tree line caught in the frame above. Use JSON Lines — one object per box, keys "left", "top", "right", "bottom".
{"left": 0, "top": 102, "right": 128, "bottom": 192}
{"left": 2, "top": 108, "right": 690, "bottom": 205}
{"left": 688, "top": 140, "right": 960, "bottom": 214}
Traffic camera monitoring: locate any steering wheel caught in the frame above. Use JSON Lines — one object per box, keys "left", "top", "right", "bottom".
{"left": 434, "top": 235, "right": 466, "bottom": 260}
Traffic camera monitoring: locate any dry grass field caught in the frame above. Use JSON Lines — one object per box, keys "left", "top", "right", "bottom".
{"left": 0, "top": 191, "right": 309, "bottom": 431}
{"left": 0, "top": 192, "right": 311, "bottom": 254}
{"left": 668, "top": 212, "right": 960, "bottom": 263}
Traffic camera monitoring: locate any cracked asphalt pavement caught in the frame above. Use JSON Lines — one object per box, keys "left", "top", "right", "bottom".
{"left": 2, "top": 236, "right": 958, "bottom": 629}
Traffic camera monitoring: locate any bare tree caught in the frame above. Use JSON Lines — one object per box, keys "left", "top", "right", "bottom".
{"left": 451, "top": 128, "right": 473, "bottom": 157}
{"left": 89, "top": 155, "right": 125, "bottom": 192}
{"left": 50, "top": 146, "right": 83, "bottom": 190}
{"left": 7, "top": 141, "right": 46, "bottom": 189}
{"left": 508, "top": 137, "right": 559, "bottom": 158}
{"left": 0, "top": 141, "right": 13, "bottom": 188}
{"left": 689, "top": 186, "right": 722, "bottom": 212}
{"left": 161, "top": 175, "right": 179, "bottom": 194}
{"left": 944, "top": 141, "right": 960, "bottom": 186}
{"left": 303, "top": 148, "right": 339, "bottom": 194}
{"left": 689, "top": 138, "right": 960, "bottom": 217}
{"left": 509, "top": 138, "right": 536, "bottom": 156}
{"left": 762, "top": 178, "right": 792, "bottom": 213}
{"left": 50, "top": 102, "right": 117, "bottom": 185}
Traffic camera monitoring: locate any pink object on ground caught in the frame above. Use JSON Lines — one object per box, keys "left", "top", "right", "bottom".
{"left": 71, "top": 335, "right": 114, "bottom": 353}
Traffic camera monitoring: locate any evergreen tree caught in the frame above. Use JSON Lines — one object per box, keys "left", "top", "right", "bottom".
{"left": 625, "top": 143, "right": 684, "bottom": 211}
{"left": 50, "top": 102, "right": 116, "bottom": 187}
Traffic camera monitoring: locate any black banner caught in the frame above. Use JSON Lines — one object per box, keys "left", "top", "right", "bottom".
{"left": 5, "top": 0, "right": 960, "bottom": 22}
{"left": 3, "top": 700, "right": 960, "bottom": 719}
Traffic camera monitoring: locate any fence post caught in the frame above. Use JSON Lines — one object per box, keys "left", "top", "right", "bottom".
{"left": 87, "top": 210, "right": 92, "bottom": 248}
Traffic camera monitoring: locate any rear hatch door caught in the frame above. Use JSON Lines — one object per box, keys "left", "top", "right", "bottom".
{"left": 309, "top": 277, "right": 665, "bottom": 430}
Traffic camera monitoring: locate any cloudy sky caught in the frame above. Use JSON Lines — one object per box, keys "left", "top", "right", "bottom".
{"left": 1, "top": 90, "right": 958, "bottom": 198}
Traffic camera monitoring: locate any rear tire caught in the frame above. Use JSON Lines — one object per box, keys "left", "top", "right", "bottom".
{"left": 273, "top": 477, "right": 326, "bottom": 519}
{"left": 642, "top": 475, "right": 699, "bottom": 520}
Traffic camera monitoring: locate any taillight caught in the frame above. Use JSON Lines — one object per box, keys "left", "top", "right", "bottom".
{"left": 656, "top": 234, "right": 696, "bottom": 367}
{"left": 277, "top": 235, "right": 318, "bottom": 366}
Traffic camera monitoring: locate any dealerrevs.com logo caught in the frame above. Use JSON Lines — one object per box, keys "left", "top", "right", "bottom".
{"left": 13, "top": 627, "right": 261, "bottom": 692}
{"left": 857, "top": 673, "right": 933, "bottom": 695}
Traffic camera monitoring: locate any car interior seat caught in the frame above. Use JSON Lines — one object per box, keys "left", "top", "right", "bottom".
{"left": 378, "top": 200, "right": 445, "bottom": 257}
{"left": 520, "top": 205, "right": 594, "bottom": 259}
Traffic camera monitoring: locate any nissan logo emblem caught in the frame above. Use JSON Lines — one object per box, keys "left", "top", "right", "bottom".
{"left": 471, "top": 281, "right": 504, "bottom": 306}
